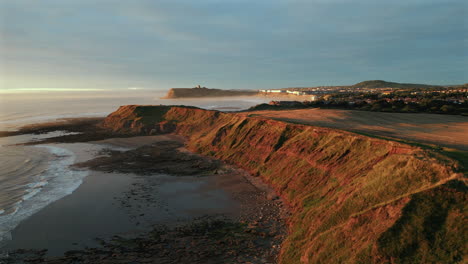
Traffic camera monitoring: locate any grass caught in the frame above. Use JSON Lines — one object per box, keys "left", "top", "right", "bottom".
{"left": 351, "top": 130, "right": 467, "bottom": 176}
{"left": 377, "top": 180, "right": 467, "bottom": 264}
{"left": 186, "top": 114, "right": 465, "bottom": 263}
{"left": 442, "top": 149, "right": 468, "bottom": 175}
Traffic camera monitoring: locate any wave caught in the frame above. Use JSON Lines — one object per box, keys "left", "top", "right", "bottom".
{"left": 0, "top": 146, "right": 88, "bottom": 246}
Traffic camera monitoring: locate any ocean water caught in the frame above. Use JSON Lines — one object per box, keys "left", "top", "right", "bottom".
{"left": 0, "top": 89, "right": 270, "bottom": 246}
{"left": 0, "top": 90, "right": 269, "bottom": 131}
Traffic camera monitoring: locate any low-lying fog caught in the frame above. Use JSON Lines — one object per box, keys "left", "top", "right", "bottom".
{"left": 0, "top": 89, "right": 274, "bottom": 131}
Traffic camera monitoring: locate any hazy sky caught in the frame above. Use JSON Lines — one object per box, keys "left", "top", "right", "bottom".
{"left": 0, "top": 0, "right": 466, "bottom": 90}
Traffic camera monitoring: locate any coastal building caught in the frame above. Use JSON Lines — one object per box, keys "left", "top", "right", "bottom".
{"left": 287, "top": 90, "right": 306, "bottom": 95}
{"left": 260, "top": 89, "right": 285, "bottom": 93}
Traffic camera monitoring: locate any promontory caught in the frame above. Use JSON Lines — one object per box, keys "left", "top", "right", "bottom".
{"left": 162, "top": 86, "right": 258, "bottom": 99}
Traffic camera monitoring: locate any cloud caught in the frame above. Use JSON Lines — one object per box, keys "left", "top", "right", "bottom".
{"left": 0, "top": 0, "right": 466, "bottom": 89}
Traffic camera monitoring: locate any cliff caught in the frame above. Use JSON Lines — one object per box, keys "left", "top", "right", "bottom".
{"left": 162, "top": 87, "right": 258, "bottom": 98}
{"left": 102, "top": 105, "right": 466, "bottom": 263}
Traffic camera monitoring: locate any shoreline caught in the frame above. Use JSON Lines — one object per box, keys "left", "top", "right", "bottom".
{"left": 1, "top": 127, "right": 288, "bottom": 263}
{"left": 0, "top": 145, "right": 88, "bottom": 248}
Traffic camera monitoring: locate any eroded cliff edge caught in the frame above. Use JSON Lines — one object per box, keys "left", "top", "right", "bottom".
{"left": 102, "top": 105, "right": 467, "bottom": 264}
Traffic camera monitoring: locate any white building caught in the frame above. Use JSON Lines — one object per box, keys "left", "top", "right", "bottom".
{"left": 259, "top": 89, "right": 284, "bottom": 93}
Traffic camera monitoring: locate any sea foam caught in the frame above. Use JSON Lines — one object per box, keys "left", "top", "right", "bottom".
{"left": 0, "top": 145, "right": 88, "bottom": 246}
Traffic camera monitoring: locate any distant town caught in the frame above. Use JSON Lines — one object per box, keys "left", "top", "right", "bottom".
{"left": 257, "top": 80, "right": 468, "bottom": 115}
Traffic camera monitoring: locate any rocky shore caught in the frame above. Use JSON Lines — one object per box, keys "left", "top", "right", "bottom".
{"left": 6, "top": 217, "right": 282, "bottom": 264}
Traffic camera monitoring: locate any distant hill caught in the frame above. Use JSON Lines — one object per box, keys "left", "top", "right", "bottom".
{"left": 286, "top": 80, "right": 448, "bottom": 91}
{"left": 351, "top": 80, "right": 441, "bottom": 89}
{"left": 163, "top": 87, "right": 257, "bottom": 99}
{"left": 450, "top": 83, "right": 468, "bottom": 89}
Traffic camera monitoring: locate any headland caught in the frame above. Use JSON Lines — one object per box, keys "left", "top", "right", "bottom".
{"left": 162, "top": 86, "right": 258, "bottom": 99}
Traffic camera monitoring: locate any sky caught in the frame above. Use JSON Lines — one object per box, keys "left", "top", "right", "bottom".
{"left": 0, "top": 0, "right": 467, "bottom": 91}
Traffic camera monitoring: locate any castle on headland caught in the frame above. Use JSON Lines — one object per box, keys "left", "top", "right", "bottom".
{"left": 163, "top": 85, "right": 257, "bottom": 98}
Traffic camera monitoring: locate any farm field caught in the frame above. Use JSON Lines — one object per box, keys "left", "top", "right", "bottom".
{"left": 244, "top": 108, "right": 468, "bottom": 151}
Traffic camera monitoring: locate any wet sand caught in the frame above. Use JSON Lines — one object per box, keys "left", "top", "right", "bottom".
{"left": 3, "top": 135, "right": 286, "bottom": 263}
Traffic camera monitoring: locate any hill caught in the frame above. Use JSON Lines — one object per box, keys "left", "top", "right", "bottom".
{"left": 351, "top": 80, "right": 441, "bottom": 89}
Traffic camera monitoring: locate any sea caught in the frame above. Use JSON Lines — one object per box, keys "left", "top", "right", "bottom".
{"left": 0, "top": 89, "right": 270, "bottom": 247}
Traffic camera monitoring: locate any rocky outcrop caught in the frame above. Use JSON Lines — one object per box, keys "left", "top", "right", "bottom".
{"left": 102, "top": 105, "right": 466, "bottom": 263}
{"left": 162, "top": 87, "right": 258, "bottom": 99}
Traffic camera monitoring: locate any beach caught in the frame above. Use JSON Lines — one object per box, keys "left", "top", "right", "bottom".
{"left": 1, "top": 123, "right": 286, "bottom": 263}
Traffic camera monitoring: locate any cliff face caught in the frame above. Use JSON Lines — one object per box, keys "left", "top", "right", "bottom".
{"left": 101, "top": 105, "right": 177, "bottom": 134}
{"left": 163, "top": 88, "right": 258, "bottom": 98}
{"left": 102, "top": 105, "right": 466, "bottom": 263}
